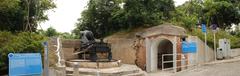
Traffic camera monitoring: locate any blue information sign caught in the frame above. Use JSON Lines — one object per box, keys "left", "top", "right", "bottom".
{"left": 202, "top": 24, "right": 207, "bottom": 33}
{"left": 182, "top": 41, "right": 197, "bottom": 53}
{"left": 8, "top": 53, "right": 42, "bottom": 76}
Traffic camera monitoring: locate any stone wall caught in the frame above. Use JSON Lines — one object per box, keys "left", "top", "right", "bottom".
{"left": 135, "top": 38, "right": 146, "bottom": 70}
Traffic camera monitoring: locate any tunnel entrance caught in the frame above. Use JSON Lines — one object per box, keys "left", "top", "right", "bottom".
{"left": 157, "top": 39, "right": 173, "bottom": 70}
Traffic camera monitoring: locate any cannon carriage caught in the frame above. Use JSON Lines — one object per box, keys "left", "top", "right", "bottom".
{"left": 75, "top": 30, "right": 112, "bottom": 61}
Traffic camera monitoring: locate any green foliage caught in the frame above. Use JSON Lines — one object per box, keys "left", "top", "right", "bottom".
{"left": 0, "top": 0, "right": 55, "bottom": 32}
{"left": 231, "top": 25, "right": 240, "bottom": 37}
{"left": 37, "top": 27, "right": 76, "bottom": 39}
{"left": 174, "top": 0, "right": 240, "bottom": 29}
{"left": 171, "top": 1, "right": 201, "bottom": 30}
{"left": 74, "top": 0, "right": 175, "bottom": 38}
{"left": 190, "top": 28, "right": 240, "bottom": 49}
{"left": 44, "top": 27, "right": 58, "bottom": 37}
{"left": 59, "top": 32, "right": 76, "bottom": 39}
{"left": 0, "top": 31, "right": 47, "bottom": 73}
{"left": 202, "top": 0, "right": 240, "bottom": 28}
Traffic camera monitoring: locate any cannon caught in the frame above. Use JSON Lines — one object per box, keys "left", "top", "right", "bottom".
{"left": 75, "top": 30, "right": 112, "bottom": 62}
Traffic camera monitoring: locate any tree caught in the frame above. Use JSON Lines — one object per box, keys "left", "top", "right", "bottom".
{"left": 0, "top": 0, "right": 55, "bottom": 32}
{"left": 45, "top": 27, "right": 58, "bottom": 37}
{"left": 74, "top": 0, "right": 120, "bottom": 38}
{"left": 0, "top": 31, "right": 46, "bottom": 75}
{"left": 202, "top": 0, "right": 240, "bottom": 29}
{"left": 174, "top": 0, "right": 240, "bottom": 30}
{"left": 59, "top": 32, "right": 75, "bottom": 39}
{"left": 74, "top": 0, "right": 175, "bottom": 38}
{"left": 172, "top": 0, "right": 202, "bottom": 30}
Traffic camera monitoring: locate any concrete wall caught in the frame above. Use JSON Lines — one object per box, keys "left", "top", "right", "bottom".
{"left": 187, "top": 36, "right": 214, "bottom": 64}
{"left": 230, "top": 48, "right": 240, "bottom": 57}
{"left": 106, "top": 38, "right": 136, "bottom": 64}
{"left": 61, "top": 39, "right": 79, "bottom": 61}
{"left": 48, "top": 38, "right": 79, "bottom": 67}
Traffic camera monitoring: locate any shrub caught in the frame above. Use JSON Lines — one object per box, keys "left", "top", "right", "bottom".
{"left": 0, "top": 31, "right": 47, "bottom": 74}
{"left": 189, "top": 28, "right": 240, "bottom": 49}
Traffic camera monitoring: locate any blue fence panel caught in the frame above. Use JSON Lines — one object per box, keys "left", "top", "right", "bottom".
{"left": 8, "top": 53, "right": 42, "bottom": 76}
{"left": 182, "top": 41, "right": 197, "bottom": 53}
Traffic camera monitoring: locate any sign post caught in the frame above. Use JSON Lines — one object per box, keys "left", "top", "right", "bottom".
{"left": 43, "top": 42, "right": 49, "bottom": 76}
{"left": 213, "top": 32, "right": 216, "bottom": 60}
{"left": 210, "top": 24, "right": 218, "bottom": 61}
{"left": 202, "top": 24, "right": 207, "bottom": 62}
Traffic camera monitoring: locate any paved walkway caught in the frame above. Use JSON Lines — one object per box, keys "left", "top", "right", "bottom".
{"left": 147, "top": 70, "right": 174, "bottom": 76}
{"left": 173, "top": 61, "right": 240, "bottom": 76}
{"left": 148, "top": 56, "right": 240, "bottom": 76}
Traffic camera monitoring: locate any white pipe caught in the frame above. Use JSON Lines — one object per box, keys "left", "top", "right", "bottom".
{"left": 56, "top": 37, "right": 61, "bottom": 66}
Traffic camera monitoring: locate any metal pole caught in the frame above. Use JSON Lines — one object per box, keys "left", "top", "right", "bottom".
{"left": 43, "top": 42, "right": 49, "bottom": 76}
{"left": 162, "top": 55, "right": 164, "bottom": 70}
{"left": 205, "top": 33, "right": 207, "bottom": 62}
{"left": 213, "top": 32, "right": 216, "bottom": 61}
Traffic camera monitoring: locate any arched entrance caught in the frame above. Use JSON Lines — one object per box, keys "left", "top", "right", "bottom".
{"left": 157, "top": 39, "right": 173, "bottom": 69}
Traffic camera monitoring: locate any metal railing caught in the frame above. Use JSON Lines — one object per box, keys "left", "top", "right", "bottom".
{"left": 162, "top": 53, "right": 197, "bottom": 72}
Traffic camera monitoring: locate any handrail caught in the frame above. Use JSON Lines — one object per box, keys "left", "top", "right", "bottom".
{"left": 161, "top": 53, "right": 197, "bottom": 72}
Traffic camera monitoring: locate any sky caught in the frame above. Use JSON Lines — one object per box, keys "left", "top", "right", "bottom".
{"left": 39, "top": 0, "right": 189, "bottom": 33}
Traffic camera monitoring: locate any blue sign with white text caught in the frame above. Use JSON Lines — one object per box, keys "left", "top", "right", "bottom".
{"left": 202, "top": 24, "right": 207, "bottom": 33}
{"left": 182, "top": 41, "right": 197, "bottom": 53}
{"left": 8, "top": 53, "right": 42, "bottom": 76}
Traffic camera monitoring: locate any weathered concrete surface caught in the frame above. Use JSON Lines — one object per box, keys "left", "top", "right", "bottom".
{"left": 62, "top": 39, "right": 81, "bottom": 48}
{"left": 106, "top": 38, "right": 136, "bottom": 64}
{"left": 187, "top": 36, "right": 214, "bottom": 64}
{"left": 48, "top": 38, "right": 81, "bottom": 67}
{"left": 136, "top": 24, "right": 187, "bottom": 72}
{"left": 65, "top": 64, "right": 146, "bottom": 76}
{"left": 230, "top": 48, "right": 240, "bottom": 57}
{"left": 48, "top": 38, "right": 59, "bottom": 67}
{"left": 173, "top": 61, "right": 240, "bottom": 76}
{"left": 136, "top": 24, "right": 187, "bottom": 37}
{"left": 148, "top": 56, "right": 240, "bottom": 76}
{"left": 106, "top": 24, "right": 188, "bottom": 72}
{"left": 147, "top": 70, "right": 174, "bottom": 76}
{"left": 62, "top": 48, "right": 78, "bottom": 61}
{"left": 66, "top": 59, "right": 120, "bottom": 68}
{"left": 105, "top": 28, "right": 144, "bottom": 64}
{"left": 134, "top": 38, "right": 146, "bottom": 70}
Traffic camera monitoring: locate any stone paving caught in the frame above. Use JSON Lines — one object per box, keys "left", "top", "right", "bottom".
{"left": 148, "top": 56, "right": 240, "bottom": 76}
{"left": 173, "top": 61, "right": 240, "bottom": 76}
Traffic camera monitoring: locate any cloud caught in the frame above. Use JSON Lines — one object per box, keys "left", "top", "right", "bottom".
{"left": 39, "top": 0, "right": 89, "bottom": 33}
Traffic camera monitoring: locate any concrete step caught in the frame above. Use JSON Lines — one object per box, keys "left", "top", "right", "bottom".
{"left": 122, "top": 71, "right": 146, "bottom": 76}
{"left": 66, "top": 59, "right": 120, "bottom": 69}
{"left": 66, "top": 74, "right": 93, "bottom": 76}
{"left": 65, "top": 64, "right": 144, "bottom": 76}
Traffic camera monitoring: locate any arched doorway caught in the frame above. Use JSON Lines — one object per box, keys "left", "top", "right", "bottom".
{"left": 157, "top": 39, "right": 173, "bottom": 69}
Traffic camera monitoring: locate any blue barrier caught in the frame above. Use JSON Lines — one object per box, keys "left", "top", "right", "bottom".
{"left": 182, "top": 41, "right": 197, "bottom": 53}
{"left": 8, "top": 53, "right": 42, "bottom": 76}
